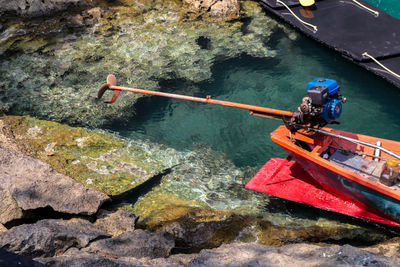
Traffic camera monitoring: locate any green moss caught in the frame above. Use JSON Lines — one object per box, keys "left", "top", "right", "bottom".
{"left": 130, "top": 190, "right": 206, "bottom": 228}
{"left": 0, "top": 0, "right": 287, "bottom": 127}
{"left": 255, "top": 218, "right": 390, "bottom": 246}
{"left": 129, "top": 191, "right": 252, "bottom": 252}
{"left": 1, "top": 115, "right": 168, "bottom": 195}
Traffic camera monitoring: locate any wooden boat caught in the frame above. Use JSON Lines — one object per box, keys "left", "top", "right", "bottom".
{"left": 98, "top": 74, "right": 400, "bottom": 226}
{"left": 266, "top": 125, "right": 400, "bottom": 225}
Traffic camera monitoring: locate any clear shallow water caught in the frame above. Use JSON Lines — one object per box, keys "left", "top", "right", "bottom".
{"left": 115, "top": 31, "right": 400, "bottom": 168}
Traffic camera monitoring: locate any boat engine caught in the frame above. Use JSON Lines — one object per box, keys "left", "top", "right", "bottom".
{"left": 289, "top": 78, "right": 346, "bottom": 131}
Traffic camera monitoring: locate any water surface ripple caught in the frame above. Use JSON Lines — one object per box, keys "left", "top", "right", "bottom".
{"left": 117, "top": 32, "right": 400, "bottom": 168}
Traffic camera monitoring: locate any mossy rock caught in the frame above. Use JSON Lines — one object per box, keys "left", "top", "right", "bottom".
{"left": 0, "top": 0, "right": 292, "bottom": 127}
{"left": 0, "top": 115, "right": 173, "bottom": 195}
{"left": 125, "top": 144, "right": 393, "bottom": 250}
{"left": 127, "top": 192, "right": 253, "bottom": 252}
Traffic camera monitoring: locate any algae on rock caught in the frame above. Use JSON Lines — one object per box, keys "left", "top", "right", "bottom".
{"left": 0, "top": 116, "right": 181, "bottom": 195}
{"left": 0, "top": 115, "right": 393, "bottom": 251}
{"left": 0, "top": 0, "right": 293, "bottom": 127}
{"left": 129, "top": 142, "right": 392, "bottom": 251}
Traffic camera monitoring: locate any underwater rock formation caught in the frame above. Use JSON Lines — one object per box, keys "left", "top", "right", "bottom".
{"left": 0, "top": 115, "right": 394, "bottom": 252}
{"left": 0, "top": 1, "right": 292, "bottom": 127}
{"left": 0, "top": 116, "right": 177, "bottom": 196}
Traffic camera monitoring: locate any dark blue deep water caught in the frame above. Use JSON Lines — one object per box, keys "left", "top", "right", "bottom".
{"left": 118, "top": 28, "right": 400, "bottom": 168}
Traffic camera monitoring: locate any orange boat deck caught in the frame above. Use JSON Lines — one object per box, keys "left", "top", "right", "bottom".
{"left": 271, "top": 125, "right": 400, "bottom": 202}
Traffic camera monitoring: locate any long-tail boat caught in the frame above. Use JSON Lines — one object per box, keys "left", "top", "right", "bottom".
{"left": 98, "top": 74, "right": 400, "bottom": 227}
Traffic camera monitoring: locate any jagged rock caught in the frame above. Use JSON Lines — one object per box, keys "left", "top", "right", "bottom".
{"left": 38, "top": 250, "right": 134, "bottom": 267}
{"left": 0, "top": 116, "right": 176, "bottom": 196}
{"left": 94, "top": 209, "right": 138, "bottom": 237}
{"left": 120, "top": 254, "right": 196, "bottom": 267}
{"left": 0, "top": 146, "right": 110, "bottom": 217}
{"left": 38, "top": 248, "right": 195, "bottom": 267}
{"left": 0, "top": 219, "right": 110, "bottom": 258}
{"left": 0, "top": 0, "right": 86, "bottom": 17}
{"left": 0, "top": 120, "right": 27, "bottom": 154}
{"left": 150, "top": 207, "right": 251, "bottom": 251}
{"left": 85, "top": 229, "right": 175, "bottom": 259}
{"left": 0, "top": 224, "right": 6, "bottom": 232}
{"left": 184, "top": 0, "right": 240, "bottom": 20}
{"left": 255, "top": 218, "right": 389, "bottom": 246}
{"left": 363, "top": 237, "right": 400, "bottom": 258}
{"left": 187, "top": 242, "right": 400, "bottom": 267}
{"left": 0, "top": 248, "right": 44, "bottom": 267}
{"left": 0, "top": 188, "right": 23, "bottom": 225}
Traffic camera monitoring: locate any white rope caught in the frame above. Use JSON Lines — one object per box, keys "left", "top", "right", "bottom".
{"left": 362, "top": 52, "right": 400, "bottom": 79}
{"left": 276, "top": 0, "right": 318, "bottom": 33}
{"left": 351, "top": 0, "right": 379, "bottom": 17}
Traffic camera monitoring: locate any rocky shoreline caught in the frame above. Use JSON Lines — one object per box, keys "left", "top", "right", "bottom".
{"left": 0, "top": 115, "right": 399, "bottom": 266}
{"left": 1, "top": 0, "right": 400, "bottom": 266}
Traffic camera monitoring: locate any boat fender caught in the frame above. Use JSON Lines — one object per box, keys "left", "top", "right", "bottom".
{"left": 299, "top": 0, "right": 315, "bottom": 7}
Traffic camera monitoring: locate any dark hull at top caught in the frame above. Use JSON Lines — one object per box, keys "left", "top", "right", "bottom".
{"left": 259, "top": 0, "right": 400, "bottom": 88}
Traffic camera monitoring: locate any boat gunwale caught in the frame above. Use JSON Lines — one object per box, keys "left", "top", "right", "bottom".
{"left": 270, "top": 125, "right": 400, "bottom": 202}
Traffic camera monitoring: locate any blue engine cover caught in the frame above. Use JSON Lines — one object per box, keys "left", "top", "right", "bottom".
{"left": 307, "top": 78, "right": 339, "bottom": 96}
{"left": 307, "top": 78, "right": 343, "bottom": 124}
{"left": 320, "top": 99, "right": 342, "bottom": 123}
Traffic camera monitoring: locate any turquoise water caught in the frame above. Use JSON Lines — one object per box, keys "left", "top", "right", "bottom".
{"left": 117, "top": 30, "right": 400, "bottom": 168}
{"left": 366, "top": 0, "right": 400, "bottom": 18}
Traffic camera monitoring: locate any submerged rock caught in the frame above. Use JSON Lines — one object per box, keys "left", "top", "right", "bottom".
{"left": 0, "top": 1, "right": 292, "bottom": 127}
{"left": 85, "top": 229, "right": 175, "bottom": 259}
{"left": 0, "top": 219, "right": 110, "bottom": 258}
{"left": 0, "top": 115, "right": 393, "bottom": 251}
{"left": 140, "top": 205, "right": 252, "bottom": 252}
{"left": 0, "top": 116, "right": 178, "bottom": 195}
{"left": 188, "top": 242, "right": 400, "bottom": 266}
{"left": 130, "top": 145, "right": 392, "bottom": 250}
{"left": 255, "top": 217, "right": 389, "bottom": 246}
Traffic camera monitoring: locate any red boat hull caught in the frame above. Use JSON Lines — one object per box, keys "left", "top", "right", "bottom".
{"left": 246, "top": 158, "right": 400, "bottom": 227}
